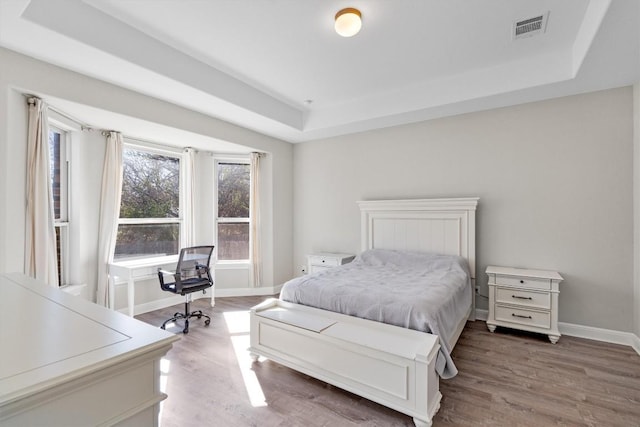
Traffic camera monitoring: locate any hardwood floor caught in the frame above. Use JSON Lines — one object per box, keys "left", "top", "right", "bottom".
{"left": 136, "top": 297, "right": 640, "bottom": 427}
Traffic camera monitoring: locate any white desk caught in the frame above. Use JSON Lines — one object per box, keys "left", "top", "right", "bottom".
{"left": 0, "top": 273, "right": 179, "bottom": 426}
{"left": 109, "top": 255, "right": 216, "bottom": 316}
{"left": 109, "top": 255, "right": 179, "bottom": 316}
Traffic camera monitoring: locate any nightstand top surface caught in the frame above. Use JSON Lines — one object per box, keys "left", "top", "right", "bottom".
{"left": 486, "top": 265, "right": 563, "bottom": 281}
{"left": 308, "top": 252, "right": 355, "bottom": 259}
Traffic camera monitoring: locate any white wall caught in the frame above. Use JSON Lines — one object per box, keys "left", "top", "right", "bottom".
{"left": 67, "top": 127, "right": 106, "bottom": 302}
{"left": 293, "top": 87, "right": 634, "bottom": 332}
{"left": 0, "top": 47, "right": 293, "bottom": 305}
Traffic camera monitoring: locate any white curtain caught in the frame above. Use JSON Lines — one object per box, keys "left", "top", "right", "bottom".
{"left": 96, "top": 131, "right": 123, "bottom": 307}
{"left": 182, "top": 147, "right": 196, "bottom": 247}
{"left": 249, "top": 152, "right": 263, "bottom": 287}
{"left": 24, "top": 97, "right": 59, "bottom": 287}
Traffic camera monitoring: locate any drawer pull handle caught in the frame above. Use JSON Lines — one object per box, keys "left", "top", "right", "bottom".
{"left": 520, "top": 280, "right": 524, "bottom": 284}
{"left": 322, "top": 260, "right": 325, "bottom": 263}
{"left": 512, "top": 295, "right": 533, "bottom": 300}
{"left": 512, "top": 313, "right": 532, "bottom": 319}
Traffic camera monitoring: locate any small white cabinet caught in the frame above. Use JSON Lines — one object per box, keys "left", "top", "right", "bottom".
{"left": 486, "top": 266, "right": 563, "bottom": 343}
{"left": 307, "top": 252, "right": 355, "bottom": 274}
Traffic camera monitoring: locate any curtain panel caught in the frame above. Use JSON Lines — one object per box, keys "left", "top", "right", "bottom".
{"left": 249, "top": 152, "right": 263, "bottom": 287}
{"left": 96, "top": 131, "right": 124, "bottom": 307}
{"left": 24, "top": 97, "right": 59, "bottom": 286}
{"left": 182, "top": 147, "right": 196, "bottom": 248}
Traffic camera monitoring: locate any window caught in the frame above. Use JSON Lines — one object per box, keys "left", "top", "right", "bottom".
{"left": 48, "top": 126, "right": 69, "bottom": 286}
{"left": 216, "top": 160, "right": 250, "bottom": 261}
{"left": 114, "top": 145, "right": 182, "bottom": 260}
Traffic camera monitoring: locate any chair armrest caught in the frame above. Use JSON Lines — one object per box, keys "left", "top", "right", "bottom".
{"left": 158, "top": 269, "right": 176, "bottom": 276}
{"left": 158, "top": 268, "right": 180, "bottom": 289}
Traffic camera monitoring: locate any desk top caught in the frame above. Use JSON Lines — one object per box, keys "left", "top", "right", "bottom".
{"left": 109, "top": 254, "right": 180, "bottom": 270}
{"left": 0, "top": 273, "right": 179, "bottom": 405}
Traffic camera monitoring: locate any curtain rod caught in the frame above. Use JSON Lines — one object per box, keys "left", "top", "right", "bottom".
{"left": 26, "top": 94, "right": 98, "bottom": 132}
{"left": 26, "top": 95, "right": 266, "bottom": 156}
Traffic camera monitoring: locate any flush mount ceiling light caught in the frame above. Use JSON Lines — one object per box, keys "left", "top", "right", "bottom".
{"left": 335, "top": 7, "right": 362, "bottom": 37}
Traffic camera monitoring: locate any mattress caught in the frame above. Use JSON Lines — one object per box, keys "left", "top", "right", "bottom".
{"left": 280, "top": 249, "right": 472, "bottom": 378}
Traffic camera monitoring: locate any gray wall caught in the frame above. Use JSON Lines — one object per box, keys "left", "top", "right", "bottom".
{"left": 293, "top": 87, "right": 634, "bottom": 332}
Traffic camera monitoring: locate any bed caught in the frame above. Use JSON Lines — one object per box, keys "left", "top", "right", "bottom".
{"left": 249, "top": 198, "right": 478, "bottom": 427}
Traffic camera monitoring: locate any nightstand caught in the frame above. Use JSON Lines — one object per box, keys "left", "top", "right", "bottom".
{"left": 486, "top": 266, "right": 563, "bottom": 343}
{"left": 307, "top": 252, "right": 355, "bottom": 274}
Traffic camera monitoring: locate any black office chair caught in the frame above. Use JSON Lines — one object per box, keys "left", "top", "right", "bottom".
{"left": 158, "top": 245, "right": 215, "bottom": 334}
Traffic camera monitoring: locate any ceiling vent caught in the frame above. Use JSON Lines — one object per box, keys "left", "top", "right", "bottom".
{"left": 513, "top": 12, "right": 549, "bottom": 40}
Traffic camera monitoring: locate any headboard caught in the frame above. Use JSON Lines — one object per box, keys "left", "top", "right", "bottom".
{"left": 357, "top": 198, "right": 479, "bottom": 280}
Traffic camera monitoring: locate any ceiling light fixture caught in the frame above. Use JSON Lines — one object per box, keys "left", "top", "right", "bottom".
{"left": 334, "top": 7, "right": 362, "bottom": 37}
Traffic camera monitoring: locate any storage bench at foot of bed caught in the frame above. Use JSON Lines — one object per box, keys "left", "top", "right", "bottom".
{"left": 249, "top": 298, "right": 442, "bottom": 427}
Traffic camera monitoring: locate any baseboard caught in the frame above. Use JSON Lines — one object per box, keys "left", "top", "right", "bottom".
{"left": 557, "top": 321, "right": 637, "bottom": 348}
{"left": 632, "top": 333, "right": 640, "bottom": 355}
{"left": 121, "top": 285, "right": 283, "bottom": 316}
{"left": 474, "top": 308, "right": 640, "bottom": 356}
{"left": 215, "top": 284, "right": 282, "bottom": 298}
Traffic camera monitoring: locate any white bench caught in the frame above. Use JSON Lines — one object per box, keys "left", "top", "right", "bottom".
{"left": 249, "top": 298, "right": 442, "bottom": 427}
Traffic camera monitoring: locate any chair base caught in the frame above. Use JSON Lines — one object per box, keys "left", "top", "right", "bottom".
{"left": 160, "top": 298, "right": 211, "bottom": 334}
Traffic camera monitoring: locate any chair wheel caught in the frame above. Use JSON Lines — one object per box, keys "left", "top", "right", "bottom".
{"left": 183, "top": 328, "right": 189, "bottom": 334}
{"left": 160, "top": 325, "right": 166, "bottom": 330}
{"left": 205, "top": 319, "right": 211, "bottom": 326}
{"left": 197, "top": 314, "right": 202, "bottom": 319}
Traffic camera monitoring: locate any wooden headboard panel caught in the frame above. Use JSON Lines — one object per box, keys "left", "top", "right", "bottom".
{"left": 357, "top": 198, "right": 479, "bottom": 280}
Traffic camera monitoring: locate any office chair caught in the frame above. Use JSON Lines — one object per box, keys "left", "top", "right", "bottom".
{"left": 158, "top": 245, "right": 215, "bottom": 334}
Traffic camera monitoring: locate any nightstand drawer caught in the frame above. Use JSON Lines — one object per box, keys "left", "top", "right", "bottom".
{"left": 496, "top": 287, "right": 550, "bottom": 310}
{"left": 495, "top": 275, "right": 551, "bottom": 290}
{"left": 308, "top": 256, "right": 341, "bottom": 267}
{"left": 495, "top": 305, "right": 550, "bottom": 329}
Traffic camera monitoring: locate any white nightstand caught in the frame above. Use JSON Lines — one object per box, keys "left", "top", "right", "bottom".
{"left": 486, "top": 266, "right": 563, "bottom": 343}
{"left": 307, "top": 252, "right": 355, "bottom": 274}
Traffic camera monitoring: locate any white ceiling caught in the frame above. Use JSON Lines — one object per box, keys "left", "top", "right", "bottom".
{"left": 0, "top": 0, "right": 638, "bottom": 145}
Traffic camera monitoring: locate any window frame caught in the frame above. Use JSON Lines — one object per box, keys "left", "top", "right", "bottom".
{"left": 115, "top": 141, "right": 185, "bottom": 261}
{"left": 213, "top": 155, "right": 251, "bottom": 266}
{"left": 48, "top": 122, "right": 70, "bottom": 286}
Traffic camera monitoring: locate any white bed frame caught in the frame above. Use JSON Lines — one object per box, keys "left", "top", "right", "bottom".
{"left": 249, "top": 198, "right": 478, "bottom": 427}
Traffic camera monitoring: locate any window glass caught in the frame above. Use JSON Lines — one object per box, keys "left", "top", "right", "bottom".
{"left": 48, "top": 130, "right": 62, "bottom": 219}
{"left": 217, "top": 162, "right": 250, "bottom": 261}
{"left": 217, "top": 163, "right": 250, "bottom": 218}
{"left": 115, "top": 147, "right": 181, "bottom": 260}
{"left": 217, "top": 223, "right": 250, "bottom": 260}
{"left": 115, "top": 224, "right": 180, "bottom": 258}
{"left": 119, "top": 149, "right": 179, "bottom": 219}
{"left": 48, "top": 127, "right": 68, "bottom": 286}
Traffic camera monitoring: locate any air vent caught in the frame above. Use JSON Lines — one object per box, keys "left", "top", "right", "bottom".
{"left": 513, "top": 12, "right": 549, "bottom": 40}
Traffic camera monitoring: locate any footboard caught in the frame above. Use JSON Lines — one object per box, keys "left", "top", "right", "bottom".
{"left": 249, "top": 298, "right": 442, "bottom": 427}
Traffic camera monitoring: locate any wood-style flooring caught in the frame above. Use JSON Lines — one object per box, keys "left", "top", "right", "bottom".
{"left": 136, "top": 296, "right": 640, "bottom": 427}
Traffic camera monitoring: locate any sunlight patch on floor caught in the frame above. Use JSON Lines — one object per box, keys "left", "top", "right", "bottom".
{"left": 223, "top": 309, "right": 251, "bottom": 334}
{"left": 158, "top": 357, "right": 171, "bottom": 425}
{"left": 224, "top": 310, "right": 267, "bottom": 408}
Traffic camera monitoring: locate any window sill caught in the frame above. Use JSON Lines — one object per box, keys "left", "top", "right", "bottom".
{"left": 215, "top": 261, "right": 250, "bottom": 270}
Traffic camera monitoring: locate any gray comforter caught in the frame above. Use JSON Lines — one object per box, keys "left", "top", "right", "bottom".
{"left": 280, "top": 249, "right": 472, "bottom": 379}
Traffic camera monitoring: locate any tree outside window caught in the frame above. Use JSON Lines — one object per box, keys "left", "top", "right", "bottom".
{"left": 115, "top": 147, "right": 181, "bottom": 259}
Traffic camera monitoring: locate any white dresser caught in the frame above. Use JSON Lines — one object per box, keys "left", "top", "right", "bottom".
{"left": 0, "top": 273, "right": 179, "bottom": 426}
{"left": 486, "top": 266, "right": 563, "bottom": 343}
{"left": 307, "top": 252, "right": 355, "bottom": 274}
